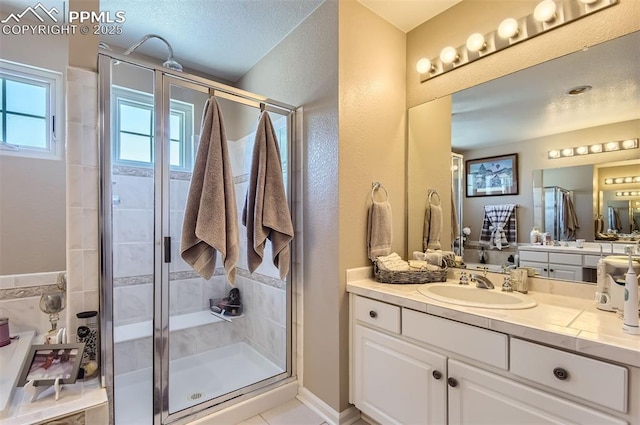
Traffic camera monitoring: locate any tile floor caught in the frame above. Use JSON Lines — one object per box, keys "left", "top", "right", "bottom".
{"left": 236, "top": 399, "right": 369, "bottom": 425}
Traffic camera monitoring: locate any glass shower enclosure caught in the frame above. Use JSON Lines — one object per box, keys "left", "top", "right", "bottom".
{"left": 98, "top": 54, "right": 295, "bottom": 424}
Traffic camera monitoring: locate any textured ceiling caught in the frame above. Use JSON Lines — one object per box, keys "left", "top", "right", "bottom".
{"left": 451, "top": 31, "right": 640, "bottom": 150}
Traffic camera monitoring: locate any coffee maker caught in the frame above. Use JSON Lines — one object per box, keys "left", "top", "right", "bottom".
{"left": 596, "top": 255, "right": 640, "bottom": 312}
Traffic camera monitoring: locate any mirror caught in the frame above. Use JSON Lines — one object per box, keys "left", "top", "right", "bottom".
{"left": 408, "top": 31, "right": 640, "bottom": 279}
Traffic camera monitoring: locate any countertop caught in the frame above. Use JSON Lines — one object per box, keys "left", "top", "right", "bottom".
{"left": 346, "top": 267, "right": 640, "bottom": 368}
{"left": 519, "top": 242, "right": 637, "bottom": 255}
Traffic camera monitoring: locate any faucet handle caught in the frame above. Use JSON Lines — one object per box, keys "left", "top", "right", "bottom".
{"left": 502, "top": 277, "right": 513, "bottom": 292}
{"left": 459, "top": 271, "right": 469, "bottom": 285}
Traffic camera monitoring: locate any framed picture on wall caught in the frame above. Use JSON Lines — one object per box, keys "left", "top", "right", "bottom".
{"left": 465, "top": 154, "right": 518, "bottom": 197}
{"left": 17, "top": 343, "right": 85, "bottom": 387}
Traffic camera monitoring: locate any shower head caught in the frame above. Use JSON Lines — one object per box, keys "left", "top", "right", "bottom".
{"left": 123, "top": 34, "right": 183, "bottom": 72}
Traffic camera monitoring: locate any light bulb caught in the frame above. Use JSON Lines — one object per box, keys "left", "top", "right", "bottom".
{"left": 604, "top": 178, "right": 614, "bottom": 185}
{"left": 575, "top": 146, "right": 588, "bottom": 155}
{"left": 466, "top": 33, "right": 486, "bottom": 52}
{"left": 614, "top": 178, "right": 624, "bottom": 184}
{"left": 622, "top": 138, "right": 638, "bottom": 149}
{"left": 548, "top": 150, "right": 560, "bottom": 159}
{"left": 416, "top": 58, "right": 432, "bottom": 74}
{"left": 440, "top": 46, "right": 458, "bottom": 64}
{"left": 498, "top": 18, "right": 519, "bottom": 39}
{"left": 534, "top": 0, "right": 557, "bottom": 23}
{"left": 561, "top": 148, "right": 574, "bottom": 157}
{"left": 590, "top": 144, "right": 602, "bottom": 153}
{"left": 604, "top": 141, "right": 620, "bottom": 151}
{"left": 634, "top": 177, "right": 640, "bottom": 183}
{"left": 624, "top": 177, "right": 633, "bottom": 183}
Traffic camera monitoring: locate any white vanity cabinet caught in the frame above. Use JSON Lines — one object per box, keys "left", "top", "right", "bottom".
{"left": 350, "top": 293, "right": 633, "bottom": 425}
{"left": 519, "top": 249, "right": 583, "bottom": 280}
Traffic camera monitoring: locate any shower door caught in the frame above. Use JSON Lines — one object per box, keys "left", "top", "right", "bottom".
{"left": 101, "top": 55, "right": 293, "bottom": 425}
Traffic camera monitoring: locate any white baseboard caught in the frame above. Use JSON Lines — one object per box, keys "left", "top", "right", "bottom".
{"left": 297, "top": 386, "right": 361, "bottom": 425}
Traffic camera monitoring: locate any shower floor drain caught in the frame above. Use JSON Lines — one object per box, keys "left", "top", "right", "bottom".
{"left": 189, "top": 392, "right": 203, "bottom": 401}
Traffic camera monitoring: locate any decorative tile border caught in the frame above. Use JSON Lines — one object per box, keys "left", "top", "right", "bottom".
{"left": 0, "top": 284, "right": 56, "bottom": 300}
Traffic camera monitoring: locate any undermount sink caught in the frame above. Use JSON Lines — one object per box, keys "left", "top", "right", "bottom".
{"left": 417, "top": 283, "right": 537, "bottom": 310}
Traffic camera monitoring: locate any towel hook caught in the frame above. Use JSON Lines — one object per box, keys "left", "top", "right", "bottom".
{"left": 371, "top": 181, "right": 389, "bottom": 202}
{"left": 260, "top": 102, "right": 266, "bottom": 112}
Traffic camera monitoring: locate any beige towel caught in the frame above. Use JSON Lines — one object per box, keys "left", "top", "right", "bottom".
{"left": 367, "top": 200, "right": 392, "bottom": 261}
{"left": 424, "top": 191, "right": 442, "bottom": 250}
{"left": 180, "top": 97, "right": 239, "bottom": 283}
{"left": 242, "top": 112, "right": 294, "bottom": 280}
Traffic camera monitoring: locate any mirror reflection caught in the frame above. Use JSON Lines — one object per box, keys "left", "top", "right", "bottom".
{"left": 408, "top": 31, "right": 640, "bottom": 281}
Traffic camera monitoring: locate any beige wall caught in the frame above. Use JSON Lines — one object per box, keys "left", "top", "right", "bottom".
{"left": 338, "top": 0, "right": 406, "bottom": 411}
{"left": 0, "top": 11, "right": 68, "bottom": 275}
{"left": 460, "top": 120, "right": 640, "bottom": 243}
{"left": 237, "top": 0, "right": 342, "bottom": 411}
{"left": 68, "top": 0, "right": 100, "bottom": 71}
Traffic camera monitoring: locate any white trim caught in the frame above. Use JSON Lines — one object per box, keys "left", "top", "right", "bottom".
{"left": 297, "top": 386, "right": 362, "bottom": 425}
{"left": 0, "top": 59, "right": 63, "bottom": 161}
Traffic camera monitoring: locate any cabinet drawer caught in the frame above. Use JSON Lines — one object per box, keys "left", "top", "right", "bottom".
{"left": 550, "top": 253, "right": 582, "bottom": 266}
{"left": 354, "top": 296, "right": 400, "bottom": 334}
{"left": 402, "top": 309, "right": 508, "bottom": 370}
{"left": 510, "top": 338, "right": 628, "bottom": 413}
{"left": 518, "top": 250, "right": 548, "bottom": 262}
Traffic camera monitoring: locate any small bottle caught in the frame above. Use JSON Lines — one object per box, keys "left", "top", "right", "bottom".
{"left": 530, "top": 227, "right": 540, "bottom": 244}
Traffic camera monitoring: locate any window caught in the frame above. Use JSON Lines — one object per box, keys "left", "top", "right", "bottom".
{"left": 0, "top": 60, "right": 62, "bottom": 159}
{"left": 113, "top": 86, "right": 194, "bottom": 171}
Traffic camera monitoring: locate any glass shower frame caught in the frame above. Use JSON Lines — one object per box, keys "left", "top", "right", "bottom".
{"left": 98, "top": 53, "right": 297, "bottom": 425}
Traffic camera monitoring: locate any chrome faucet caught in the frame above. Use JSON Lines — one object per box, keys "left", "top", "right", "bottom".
{"left": 470, "top": 273, "right": 495, "bottom": 289}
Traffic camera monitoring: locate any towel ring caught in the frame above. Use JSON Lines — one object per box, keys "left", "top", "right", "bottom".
{"left": 428, "top": 189, "right": 441, "bottom": 205}
{"left": 371, "top": 182, "right": 389, "bottom": 202}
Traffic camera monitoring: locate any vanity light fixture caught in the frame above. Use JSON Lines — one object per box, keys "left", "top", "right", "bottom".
{"left": 616, "top": 191, "right": 640, "bottom": 197}
{"left": 417, "top": 0, "right": 619, "bottom": 82}
{"left": 534, "top": 0, "right": 558, "bottom": 23}
{"left": 548, "top": 138, "right": 639, "bottom": 159}
{"left": 604, "top": 176, "right": 640, "bottom": 185}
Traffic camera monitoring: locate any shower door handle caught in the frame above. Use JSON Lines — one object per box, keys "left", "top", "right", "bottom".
{"left": 164, "top": 237, "right": 171, "bottom": 263}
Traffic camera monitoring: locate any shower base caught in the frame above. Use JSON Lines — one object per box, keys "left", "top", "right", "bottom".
{"left": 114, "top": 342, "right": 283, "bottom": 424}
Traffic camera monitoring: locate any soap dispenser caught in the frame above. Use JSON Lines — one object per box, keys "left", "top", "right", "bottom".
{"left": 622, "top": 245, "right": 640, "bottom": 335}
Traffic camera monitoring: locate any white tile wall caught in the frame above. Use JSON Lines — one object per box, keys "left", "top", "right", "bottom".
{"left": 65, "top": 66, "right": 100, "bottom": 339}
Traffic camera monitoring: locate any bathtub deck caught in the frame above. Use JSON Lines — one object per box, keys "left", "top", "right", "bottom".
{"left": 115, "top": 342, "right": 283, "bottom": 424}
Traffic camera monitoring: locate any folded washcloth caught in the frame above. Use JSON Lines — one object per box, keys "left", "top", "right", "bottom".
{"left": 181, "top": 97, "right": 239, "bottom": 283}
{"left": 242, "top": 111, "right": 294, "bottom": 280}
{"left": 376, "top": 252, "right": 410, "bottom": 271}
{"left": 367, "top": 200, "right": 392, "bottom": 261}
{"left": 409, "top": 260, "right": 442, "bottom": 271}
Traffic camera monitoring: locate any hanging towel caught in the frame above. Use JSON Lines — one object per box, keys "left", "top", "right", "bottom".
{"left": 181, "top": 97, "right": 239, "bottom": 283}
{"left": 451, "top": 186, "right": 460, "bottom": 245}
{"left": 242, "top": 111, "right": 294, "bottom": 280}
{"left": 480, "top": 204, "right": 517, "bottom": 250}
{"left": 595, "top": 214, "right": 605, "bottom": 234}
{"left": 367, "top": 199, "right": 393, "bottom": 261}
{"left": 423, "top": 190, "right": 442, "bottom": 251}
{"left": 561, "top": 191, "right": 579, "bottom": 239}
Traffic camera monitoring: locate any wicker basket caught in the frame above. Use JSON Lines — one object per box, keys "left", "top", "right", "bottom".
{"left": 373, "top": 262, "right": 448, "bottom": 284}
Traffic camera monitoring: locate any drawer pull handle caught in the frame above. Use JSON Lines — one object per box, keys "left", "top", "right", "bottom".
{"left": 432, "top": 370, "right": 442, "bottom": 380}
{"left": 447, "top": 377, "right": 458, "bottom": 387}
{"left": 369, "top": 311, "right": 377, "bottom": 319}
{"left": 553, "top": 367, "right": 569, "bottom": 381}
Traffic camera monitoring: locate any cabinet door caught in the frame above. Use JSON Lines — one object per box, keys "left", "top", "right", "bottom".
{"left": 549, "top": 263, "right": 582, "bottom": 281}
{"left": 447, "top": 360, "right": 625, "bottom": 425}
{"left": 354, "top": 325, "right": 447, "bottom": 425}
{"left": 519, "top": 260, "right": 548, "bottom": 277}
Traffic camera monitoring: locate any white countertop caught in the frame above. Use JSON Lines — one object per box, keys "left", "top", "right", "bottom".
{"left": 346, "top": 267, "right": 640, "bottom": 368}
{"left": 519, "top": 242, "right": 637, "bottom": 255}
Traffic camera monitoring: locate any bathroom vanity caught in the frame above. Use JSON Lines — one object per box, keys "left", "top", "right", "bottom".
{"left": 347, "top": 267, "right": 640, "bottom": 425}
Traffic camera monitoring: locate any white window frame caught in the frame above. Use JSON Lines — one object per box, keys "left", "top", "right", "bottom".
{"left": 112, "top": 86, "right": 194, "bottom": 171}
{"left": 0, "top": 59, "right": 63, "bottom": 160}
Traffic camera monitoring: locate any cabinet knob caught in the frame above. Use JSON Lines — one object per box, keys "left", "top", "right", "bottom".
{"left": 447, "top": 377, "right": 458, "bottom": 387}
{"left": 549, "top": 269, "right": 554, "bottom": 272}
{"left": 369, "top": 311, "right": 377, "bottom": 319}
{"left": 432, "top": 370, "right": 442, "bottom": 380}
{"left": 553, "top": 367, "right": 569, "bottom": 381}
{"left": 543, "top": 268, "right": 548, "bottom": 272}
